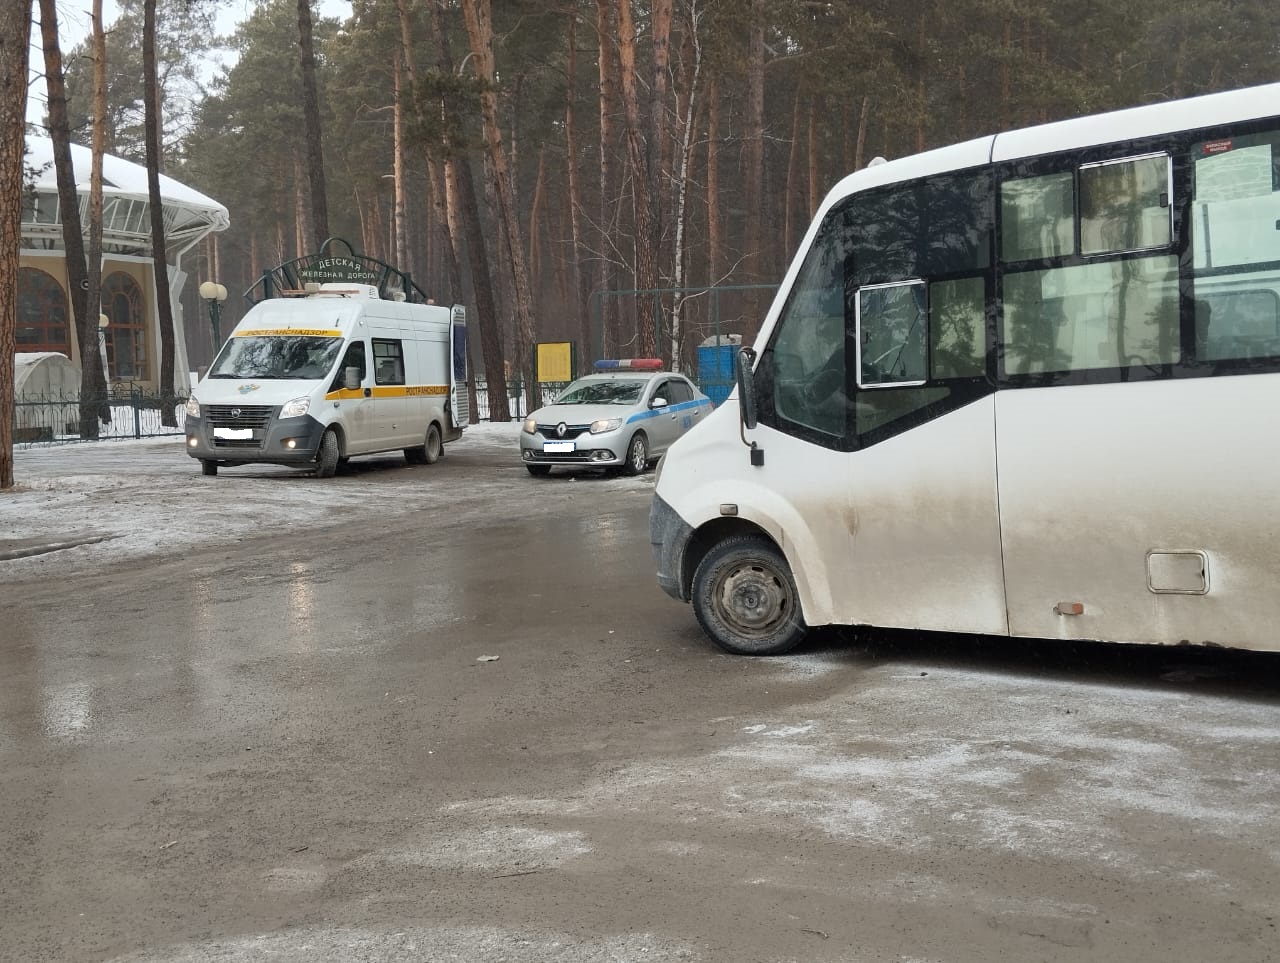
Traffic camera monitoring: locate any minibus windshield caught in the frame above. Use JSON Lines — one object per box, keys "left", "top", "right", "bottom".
{"left": 208, "top": 335, "right": 344, "bottom": 380}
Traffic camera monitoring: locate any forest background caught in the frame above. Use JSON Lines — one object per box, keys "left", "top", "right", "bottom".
{"left": 26, "top": 0, "right": 1280, "bottom": 416}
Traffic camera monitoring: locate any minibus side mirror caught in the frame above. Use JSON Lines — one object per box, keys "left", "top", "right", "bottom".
{"left": 343, "top": 366, "right": 361, "bottom": 391}
{"left": 735, "top": 347, "right": 758, "bottom": 430}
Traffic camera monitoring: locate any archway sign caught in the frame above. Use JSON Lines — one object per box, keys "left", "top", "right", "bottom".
{"left": 244, "top": 237, "right": 431, "bottom": 305}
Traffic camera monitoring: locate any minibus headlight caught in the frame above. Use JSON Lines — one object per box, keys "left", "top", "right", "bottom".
{"left": 184, "top": 397, "right": 200, "bottom": 418}
{"left": 522, "top": 417, "right": 537, "bottom": 435}
{"left": 590, "top": 417, "right": 623, "bottom": 434}
{"left": 280, "top": 396, "right": 310, "bottom": 419}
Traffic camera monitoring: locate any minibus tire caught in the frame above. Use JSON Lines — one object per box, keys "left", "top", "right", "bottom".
{"left": 316, "top": 429, "right": 340, "bottom": 478}
{"left": 622, "top": 432, "right": 648, "bottom": 476}
{"left": 692, "top": 535, "right": 806, "bottom": 656}
{"left": 200, "top": 459, "right": 217, "bottom": 477}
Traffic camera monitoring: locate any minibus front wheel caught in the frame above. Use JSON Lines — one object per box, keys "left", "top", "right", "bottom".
{"left": 691, "top": 534, "right": 807, "bottom": 656}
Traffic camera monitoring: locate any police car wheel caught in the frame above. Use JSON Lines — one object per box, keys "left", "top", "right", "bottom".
{"left": 526, "top": 464, "right": 551, "bottom": 477}
{"left": 622, "top": 432, "right": 648, "bottom": 476}
{"left": 692, "top": 534, "right": 807, "bottom": 656}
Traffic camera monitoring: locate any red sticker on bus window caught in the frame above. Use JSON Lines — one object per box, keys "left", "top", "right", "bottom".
{"left": 1202, "top": 139, "right": 1233, "bottom": 155}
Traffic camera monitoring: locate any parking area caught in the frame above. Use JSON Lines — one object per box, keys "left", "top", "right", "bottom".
{"left": 2, "top": 432, "right": 1279, "bottom": 962}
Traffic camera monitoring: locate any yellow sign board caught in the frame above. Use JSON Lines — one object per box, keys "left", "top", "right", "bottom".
{"left": 536, "top": 342, "right": 575, "bottom": 383}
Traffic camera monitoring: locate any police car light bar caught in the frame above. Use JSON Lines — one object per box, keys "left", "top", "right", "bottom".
{"left": 594, "top": 358, "right": 664, "bottom": 370}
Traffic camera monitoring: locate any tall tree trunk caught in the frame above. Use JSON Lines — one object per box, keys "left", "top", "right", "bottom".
{"left": 143, "top": 0, "right": 177, "bottom": 425}
{"left": 807, "top": 95, "right": 821, "bottom": 217}
{"left": 297, "top": 0, "right": 329, "bottom": 246}
{"left": 669, "top": 0, "right": 704, "bottom": 374}
{"left": 0, "top": 0, "right": 33, "bottom": 488}
{"left": 564, "top": 15, "right": 592, "bottom": 369}
{"left": 460, "top": 0, "right": 539, "bottom": 414}
{"left": 86, "top": 0, "right": 109, "bottom": 426}
{"left": 391, "top": 42, "right": 408, "bottom": 270}
{"left": 784, "top": 87, "right": 802, "bottom": 255}
{"left": 595, "top": 0, "right": 619, "bottom": 357}
{"left": 428, "top": 0, "right": 510, "bottom": 421}
{"left": 39, "top": 0, "right": 102, "bottom": 438}
{"left": 742, "top": 6, "right": 766, "bottom": 338}
{"left": 616, "top": 0, "right": 659, "bottom": 358}
{"left": 706, "top": 76, "right": 723, "bottom": 286}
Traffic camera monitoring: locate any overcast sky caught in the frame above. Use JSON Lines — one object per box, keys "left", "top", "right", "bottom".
{"left": 27, "top": 0, "right": 350, "bottom": 127}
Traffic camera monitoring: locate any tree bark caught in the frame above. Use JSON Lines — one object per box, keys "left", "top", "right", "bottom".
{"left": 0, "top": 0, "right": 33, "bottom": 488}
{"left": 143, "top": 0, "right": 177, "bottom": 425}
{"left": 460, "top": 0, "right": 540, "bottom": 415}
{"left": 595, "top": 0, "right": 619, "bottom": 358}
{"left": 706, "top": 76, "right": 723, "bottom": 286}
{"left": 742, "top": 6, "right": 766, "bottom": 338}
{"left": 428, "top": 0, "right": 510, "bottom": 421}
{"left": 39, "top": 0, "right": 104, "bottom": 438}
{"left": 616, "top": 0, "right": 658, "bottom": 358}
{"left": 86, "top": 0, "right": 110, "bottom": 426}
{"left": 297, "top": 0, "right": 329, "bottom": 246}
{"left": 564, "top": 15, "right": 592, "bottom": 369}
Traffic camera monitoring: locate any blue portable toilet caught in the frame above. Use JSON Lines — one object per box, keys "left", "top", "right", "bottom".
{"left": 696, "top": 333, "right": 741, "bottom": 407}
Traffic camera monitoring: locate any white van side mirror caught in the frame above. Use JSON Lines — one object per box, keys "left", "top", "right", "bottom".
{"left": 343, "top": 366, "right": 361, "bottom": 391}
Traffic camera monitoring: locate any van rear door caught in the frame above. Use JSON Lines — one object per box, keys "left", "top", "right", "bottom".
{"left": 449, "top": 305, "right": 469, "bottom": 427}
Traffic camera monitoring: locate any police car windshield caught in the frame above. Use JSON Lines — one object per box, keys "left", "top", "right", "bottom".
{"left": 554, "top": 378, "right": 647, "bottom": 405}
{"left": 209, "top": 336, "right": 343, "bottom": 380}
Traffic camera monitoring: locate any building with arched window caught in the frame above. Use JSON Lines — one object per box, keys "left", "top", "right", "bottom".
{"left": 19, "top": 136, "right": 229, "bottom": 394}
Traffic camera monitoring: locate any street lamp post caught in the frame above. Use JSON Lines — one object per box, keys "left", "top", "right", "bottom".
{"left": 199, "top": 281, "right": 228, "bottom": 353}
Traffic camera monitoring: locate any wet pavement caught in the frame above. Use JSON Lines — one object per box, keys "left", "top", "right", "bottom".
{"left": 2, "top": 437, "right": 1280, "bottom": 962}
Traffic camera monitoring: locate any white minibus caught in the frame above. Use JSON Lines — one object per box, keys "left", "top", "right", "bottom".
{"left": 651, "top": 81, "right": 1280, "bottom": 655}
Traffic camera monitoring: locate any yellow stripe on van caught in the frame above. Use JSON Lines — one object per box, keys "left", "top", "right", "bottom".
{"left": 234, "top": 328, "right": 343, "bottom": 337}
{"left": 322, "top": 384, "right": 449, "bottom": 401}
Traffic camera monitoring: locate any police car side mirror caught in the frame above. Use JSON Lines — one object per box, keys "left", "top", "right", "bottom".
{"left": 343, "top": 366, "right": 360, "bottom": 391}
{"left": 650, "top": 396, "right": 668, "bottom": 409}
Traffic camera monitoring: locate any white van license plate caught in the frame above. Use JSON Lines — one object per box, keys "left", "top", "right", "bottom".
{"left": 214, "top": 427, "right": 254, "bottom": 440}
{"left": 543, "top": 441, "right": 575, "bottom": 453}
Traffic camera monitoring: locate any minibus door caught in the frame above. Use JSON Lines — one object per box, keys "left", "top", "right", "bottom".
{"left": 328, "top": 339, "right": 374, "bottom": 453}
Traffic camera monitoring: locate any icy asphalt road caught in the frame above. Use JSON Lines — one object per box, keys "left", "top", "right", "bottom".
{"left": 1, "top": 428, "right": 1279, "bottom": 962}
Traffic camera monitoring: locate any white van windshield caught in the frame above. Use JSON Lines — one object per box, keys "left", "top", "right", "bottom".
{"left": 209, "top": 335, "right": 344, "bottom": 380}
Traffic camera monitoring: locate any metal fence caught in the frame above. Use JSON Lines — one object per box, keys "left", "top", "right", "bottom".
{"left": 11, "top": 381, "right": 574, "bottom": 446}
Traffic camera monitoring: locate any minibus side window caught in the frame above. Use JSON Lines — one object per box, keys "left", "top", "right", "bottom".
{"left": 1190, "top": 126, "right": 1280, "bottom": 362}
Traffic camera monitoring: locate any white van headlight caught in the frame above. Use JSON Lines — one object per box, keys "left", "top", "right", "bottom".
{"left": 184, "top": 397, "right": 200, "bottom": 418}
{"left": 590, "top": 417, "right": 623, "bottom": 434}
{"left": 280, "top": 396, "right": 310, "bottom": 419}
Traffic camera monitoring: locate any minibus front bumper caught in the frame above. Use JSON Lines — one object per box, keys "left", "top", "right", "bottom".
{"left": 184, "top": 412, "right": 327, "bottom": 466}
{"left": 650, "top": 492, "right": 695, "bottom": 602}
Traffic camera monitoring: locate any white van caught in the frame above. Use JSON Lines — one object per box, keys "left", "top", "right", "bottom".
{"left": 184, "top": 283, "right": 468, "bottom": 477}
{"left": 651, "top": 81, "right": 1280, "bottom": 656}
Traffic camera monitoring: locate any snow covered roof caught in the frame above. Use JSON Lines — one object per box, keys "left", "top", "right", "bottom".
{"left": 23, "top": 135, "right": 229, "bottom": 254}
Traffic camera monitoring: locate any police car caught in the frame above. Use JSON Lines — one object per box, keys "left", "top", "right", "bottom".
{"left": 520, "top": 360, "right": 713, "bottom": 476}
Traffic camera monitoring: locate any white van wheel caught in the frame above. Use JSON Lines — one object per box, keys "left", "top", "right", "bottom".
{"left": 200, "top": 459, "right": 217, "bottom": 477}
{"left": 692, "top": 535, "right": 807, "bottom": 655}
{"left": 424, "top": 424, "right": 443, "bottom": 464}
{"left": 315, "top": 429, "right": 340, "bottom": 478}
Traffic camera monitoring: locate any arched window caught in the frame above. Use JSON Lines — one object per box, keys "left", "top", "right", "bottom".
{"left": 102, "top": 272, "right": 147, "bottom": 380}
{"left": 16, "top": 268, "right": 71, "bottom": 355}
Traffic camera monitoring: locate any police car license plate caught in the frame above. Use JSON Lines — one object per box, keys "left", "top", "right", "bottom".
{"left": 543, "top": 441, "right": 574, "bottom": 453}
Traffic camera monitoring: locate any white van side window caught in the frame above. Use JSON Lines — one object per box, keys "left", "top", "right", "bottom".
{"left": 373, "top": 338, "right": 406, "bottom": 385}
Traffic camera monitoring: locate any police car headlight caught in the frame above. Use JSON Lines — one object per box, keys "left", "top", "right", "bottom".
{"left": 522, "top": 417, "right": 537, "bottom": 435}
{"left": 280, "top": 396, "right": 310, "bottom": 419}
{"left": 184, "top": 397, "right": 200, "bottom": 418}
{"left": 590, "top": 417, "right": 623, "bottom": 434}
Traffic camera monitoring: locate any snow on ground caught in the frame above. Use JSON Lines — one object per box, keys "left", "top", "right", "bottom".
{"left": 1, "top": 422, "right": 651, "bottom": 576}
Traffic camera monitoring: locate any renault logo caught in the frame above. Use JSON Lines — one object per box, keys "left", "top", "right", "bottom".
{"left": 556, "top": 422, "right": 567, "bottom": 438}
